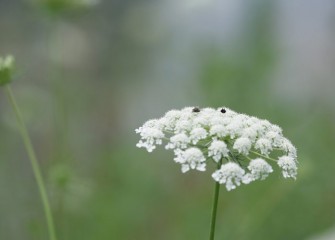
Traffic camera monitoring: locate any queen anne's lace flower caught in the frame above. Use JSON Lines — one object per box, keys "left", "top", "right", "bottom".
{"left": 136, "top": 106, "right": 298, "bottom": 190}
{"left": 174, "top": 148, "right": 206, "bottom": 173}
{"left": 226, "top": 121, "right": 244, "bottom": 138}
{"left": 255, "top": 138, "right": 273, "bottom": 156}
{"left": 165, "top": 133, "right": 190, "bottom": 150}
{"left": 210, "top": 125, "right": 228, "bottom": 138}
{"left": 265, "top": 131, "right": 283, "bottom": 146}
{"left": 135, "top": 125, "right": 164, "bottom": 152}
{"left": 175, "top": 119, "right": 193, "bottom": 133}
{"left": 241, "top": 127, "right": 258, "bottom": 141}
{"left": 277, "top": 156, "right": 298, "bottom": 179}
{"left": 279, "top": 139, "right": 297, "bottom": 159}
{"left": 212, "top": 162, "right": 245, "bottom": 191}
{"left": 208, "top": 140, "right": 229, "bottom": 162}
{"left": 233, "top": 137, "right": 252, "bottom": 155}
{"left": 244, "top": 158, "right": 273, "bottom": 182}
{"left": 189, "top": 127, "right": 208, "bottom": 144}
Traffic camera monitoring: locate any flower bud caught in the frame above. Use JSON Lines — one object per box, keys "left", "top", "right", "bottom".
{"left": 0, "top": 55, "right": 15, "bottom": 86}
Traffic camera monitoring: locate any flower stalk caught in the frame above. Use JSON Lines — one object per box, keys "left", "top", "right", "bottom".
{"left": 209, "top": 158, "right": 223, "bottom": 240}
{"left": 4, "top": 85, "right": 57, "bottom": 240}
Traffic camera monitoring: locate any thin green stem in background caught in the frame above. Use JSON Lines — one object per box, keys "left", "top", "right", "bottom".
{"left": 209, "top": 159, "right": 223, "bottom": 240}
{"left": 5, "top": 85, "right": 57, "bottom": 240}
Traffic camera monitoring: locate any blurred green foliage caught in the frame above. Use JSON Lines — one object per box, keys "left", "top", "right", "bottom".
{"left": 1, "top": 0, "right": 335, "bottom": 240}
{"left": 32, "top": 0, "right": 98, "bottom": 16}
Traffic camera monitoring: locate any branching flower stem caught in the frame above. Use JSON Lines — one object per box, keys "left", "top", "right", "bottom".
{"left": 209, "top": 158, "right": 223, "bottom": 240}
{"left": 250, "top": 150, "right": 277, "bottom": 162}
{"left": 5, "top": 85, "right": 57, "bottom": 240}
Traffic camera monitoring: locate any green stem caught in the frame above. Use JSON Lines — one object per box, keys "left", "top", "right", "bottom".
{"left": 5, "top": 85, "right": 57, "bottom": 240}
{"left": 250, "top": 151, "right": 277, "bottom": 162}
{"left": 209, "top": 159, "right": 223, "bottom": 240}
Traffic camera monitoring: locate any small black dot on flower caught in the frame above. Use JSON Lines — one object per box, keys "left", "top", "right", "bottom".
{"left": 220, "top": 108, "right": 226, "bottom": 113}
{"left": 192, "top": 107, "right": 200, "bottom": 113}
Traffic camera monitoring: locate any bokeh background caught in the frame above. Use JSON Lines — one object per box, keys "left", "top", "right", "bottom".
{"left": 1, "top": 0, "right": 335, "bottom": 239}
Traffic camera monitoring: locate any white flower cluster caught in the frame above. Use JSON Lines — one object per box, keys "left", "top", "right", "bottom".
{"left": 135, "top": 107, "right": 298, "bottom": 191}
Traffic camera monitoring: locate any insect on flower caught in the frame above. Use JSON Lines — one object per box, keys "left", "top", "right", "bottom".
{"left": 192, "top": 107, "right": 201, "bottom": 113}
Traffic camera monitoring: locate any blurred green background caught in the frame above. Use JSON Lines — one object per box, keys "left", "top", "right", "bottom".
{"left": 1, "top": 0, "right": 335, "bottom": 239}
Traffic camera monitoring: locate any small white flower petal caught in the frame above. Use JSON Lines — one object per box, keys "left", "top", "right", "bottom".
{"left": 233, "top": 137, "right": 252, "bottom": 155}
{"left": 135, "top": 124, "right": 165, "bottom": 152}
{"left": 212, "top": 162, "right": 245, "bottom": 191}
{"left": 255, "top": 138, "right": 273, "bottom": 156}
{"left": 181, "top": 164, "right": 190, "bottom": 173}
{"left": 189, "top": 127, "right": 208, "bottom": 144}
{"left": 175, "top": 119, "right": 193, "bottom": 133}
{"left": 208, "top": 140, "right": 229, "bottom": 162}
{"left": 241, "top": 127, "right": 258, "bottom": 141}
{"left": 247, "top": 158, "right": 273, "bottom": 181}
{"left": 174, "top": 148, "right": 206, "bottom": 173}
{"left": 210, "top": 125, "right": 228, "bottom": 138}
{"left": 278, "top": 156, "right": 297, "bottom": 179}
{"left": 165, "top": 133, "right": 190, "bottom": 150}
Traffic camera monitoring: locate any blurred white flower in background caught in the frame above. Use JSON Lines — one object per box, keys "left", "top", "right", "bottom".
{"left": 307, "top": 225, "right": 335, "bottom": 240}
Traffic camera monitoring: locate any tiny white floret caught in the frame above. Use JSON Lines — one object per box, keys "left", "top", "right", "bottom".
{"left": 208, "top": 140, "right": 229, "bottom": 162}
{"left": 277, "top": 156, "right": 297, "bottom": 179}
{"left": 189, "top": 127, "right": 208, "bottom": 144}
{"left": 165, "top": 133, "right": 190, "bottom": 150}
{"left": 246, "top": 158, "right": 273, "bottom": 181}
{"left": 255, "top": 138, "right": 273, "bottom": 156}
{"left": 210, "top": 125, "right": 228, "bottom": 138}
{"left": 174, "top": 148, "right": 206, "bottom": 173}
{"left": 212, "top": 162, "right": 245, "bottom": 191}
{"left": 233, "top": 137, "right": 252, "bottom": 155}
